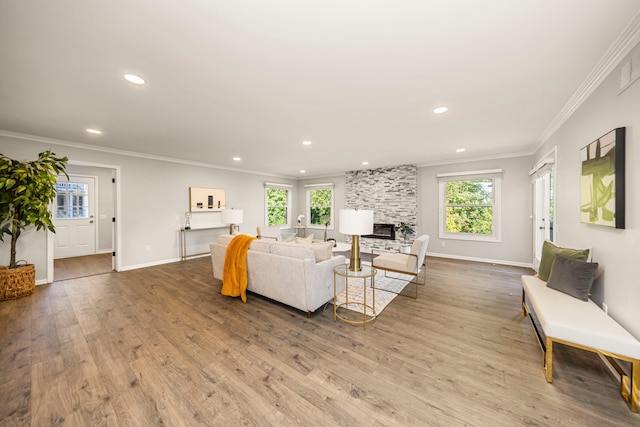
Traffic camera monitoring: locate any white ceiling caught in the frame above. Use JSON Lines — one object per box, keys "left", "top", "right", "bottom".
{"left": 1, "top": 1, "right": 639, "bottom": 178}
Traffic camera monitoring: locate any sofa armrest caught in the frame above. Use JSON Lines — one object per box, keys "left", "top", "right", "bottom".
{"left": 304, "top": 255, "right": 347, "bottom": 312}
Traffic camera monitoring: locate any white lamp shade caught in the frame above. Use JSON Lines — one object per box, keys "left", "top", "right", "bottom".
{"left": 221, "top": 209, "right": 243, "bottom": 224}
{"left": 339, "top": 209, "right": 373, "bottom": 235}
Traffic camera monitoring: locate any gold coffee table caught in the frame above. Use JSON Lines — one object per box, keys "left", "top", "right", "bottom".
{"left": 333, "top": 264, "right": 377, "bottom": 326}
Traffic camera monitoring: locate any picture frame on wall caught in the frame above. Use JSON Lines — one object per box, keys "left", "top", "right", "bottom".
{"left": 580, "top": 127, "right": 625, "bottom": 229}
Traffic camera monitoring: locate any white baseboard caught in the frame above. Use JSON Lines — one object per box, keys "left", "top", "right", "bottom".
{"left": 426, "top": 251, "right": 533, "bottom": 269}
{"left": 119, "top": 257, "right": 181, "bottom": 272}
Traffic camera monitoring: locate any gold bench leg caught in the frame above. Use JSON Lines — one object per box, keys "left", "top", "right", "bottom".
{"left": 544, "top": 338, "right": 553, "bottom": 383}
{"left": 630, "top": 359, "right": 639, "bottom": 412}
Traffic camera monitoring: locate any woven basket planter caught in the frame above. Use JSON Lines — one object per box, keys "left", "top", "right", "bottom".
{"left": 0, "top": 264, "right": 35, "bottom": 301}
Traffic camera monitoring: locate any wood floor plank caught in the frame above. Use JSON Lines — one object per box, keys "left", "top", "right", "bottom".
{"left": 1, "top": 256, "right": 639, "bottom": 426}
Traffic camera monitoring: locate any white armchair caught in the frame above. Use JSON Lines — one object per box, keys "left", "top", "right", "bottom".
{"left": 372, "top": 235, "right": 430, "bottom": 298}
{"left": 256, "top": 226, "right": 282, "bottom": 241}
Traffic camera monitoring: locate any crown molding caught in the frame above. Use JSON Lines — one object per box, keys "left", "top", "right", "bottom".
{"left": 417, "top": 150, "right": 532, "bottom": 168}
{"left": 0, "top": 129, "right": 294, "bottom": 180}
{"left": 535, "top": 10, "right": 640, "bottom": 150}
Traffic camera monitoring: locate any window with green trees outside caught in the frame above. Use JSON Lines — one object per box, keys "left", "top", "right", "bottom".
{"left": 266, "top": 187, "right": 289, "bottom": 226}
{"left": 439, "top": 171, "right": 501, "bottom": 242}
{"left": 305, "top": 185, "right": 334, "bottom": 229}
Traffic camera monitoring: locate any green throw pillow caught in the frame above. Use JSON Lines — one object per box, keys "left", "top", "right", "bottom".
{"left": 538, "top": 241, "right": 590, "bottom": 281}
{"left": 546, "top": 255, "right": 599, "bottom": 301}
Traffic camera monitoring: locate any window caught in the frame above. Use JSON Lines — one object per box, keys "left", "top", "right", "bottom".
{"left": 265, "top": 183, "right": 291, "bottom": 227}
{"left": 56, "top": 182, "right": 89, "bottom": 219}
{"left": 438, "top": 169, "right": 502, "bottom": 242}
{"left": 305, "top": 184, "right": 334, "bottom": 230}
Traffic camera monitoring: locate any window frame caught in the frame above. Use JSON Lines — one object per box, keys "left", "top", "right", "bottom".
{"left": 437, "top": 169, "right": 502, "bottom": 242}
{"left": 305, "top": 183, "right": 335, "bottom": 231}
{"left": 264, "top": 183, "right": 292, "bottom": 228}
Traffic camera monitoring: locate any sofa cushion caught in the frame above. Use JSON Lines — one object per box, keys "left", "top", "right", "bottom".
{"left": 218, "top": 234, "right": 236, "bottom": 246}
{"left": 311, "top": 241, "right": 333, "bottom": 263}
{"left": 538, "top": 241, "right": 590, "bottom": 281}
{"left": 546, "top": 255, "right": 599, "bottom": 301}
{"left": 269, "top": 241, "right": 315, "bottom": 261}
{"left": 295, "top": 233, "right": 314, "bottom": 243}
{"left": 248, "top": 239, "right": 271, "bottom": 253}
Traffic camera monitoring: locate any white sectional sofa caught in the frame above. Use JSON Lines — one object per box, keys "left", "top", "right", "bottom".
{"left": 210, "top": 234, "right": 346, "bottom": 317}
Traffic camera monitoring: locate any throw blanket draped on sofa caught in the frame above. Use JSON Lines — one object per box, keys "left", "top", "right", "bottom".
{"left": 222, "top": 234, "right": 257, "bottom": 302}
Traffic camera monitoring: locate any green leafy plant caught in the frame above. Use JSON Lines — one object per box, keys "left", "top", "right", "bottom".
{"left": 0, "top": 151, "right": 68, "bottom": 268}
{"left": 395, "top": 222, "right": 415, "bottom": 244}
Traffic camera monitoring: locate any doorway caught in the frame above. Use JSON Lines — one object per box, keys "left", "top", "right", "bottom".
{"left": 48, "top": 162, "right": 120, "bottom": 282}
{"left": 531, "top": 148, "right": 556, "bottom": 270}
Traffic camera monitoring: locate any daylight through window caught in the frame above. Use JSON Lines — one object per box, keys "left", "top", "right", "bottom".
{"left": 265, "top": 183, "right": 291, "bottom": 227}
{"left": 438, "top": 170, "right": 502, "bottom": 242}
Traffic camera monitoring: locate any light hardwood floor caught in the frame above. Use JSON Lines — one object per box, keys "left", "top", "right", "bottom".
{"left": 1, "top": 257, "right": 638, "bottom": 426}
{"left": 54, "top": 253, "right": 113, "bottom": 282}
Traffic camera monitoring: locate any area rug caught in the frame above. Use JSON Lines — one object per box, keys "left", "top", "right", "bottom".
{"left": 333, "top": 267, "right": 411, "bottom": 318}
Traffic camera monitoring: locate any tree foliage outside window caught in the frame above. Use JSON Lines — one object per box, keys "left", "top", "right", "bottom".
{"left": 266, "top": 188, "right": 288, "bottom": 226}
{"left": 309, "top": 188, "right": 332, "bottom": 227}
{"left": 445, "top": 179, "right": 493, "bottom": 234}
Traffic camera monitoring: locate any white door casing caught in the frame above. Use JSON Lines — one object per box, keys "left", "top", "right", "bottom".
{"left": 530, "top": 148, "right": 556, "bottom": 270}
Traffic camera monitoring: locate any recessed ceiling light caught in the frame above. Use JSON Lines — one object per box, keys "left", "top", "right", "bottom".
{"left": 300, "top": 170, "right": 306, "bottom": 174}
{"left": 302, "top": 140, "right": 312, "bottom": 146}
{"left": 433, "top": 106, "right": 448, "bottom": 114}
{"left": 362, "top": 161, "right": 369, "bottom": 166}
{"left": 124, "top": 74, "right": 146, "bottom": 85}
{"left": 456, "top": 148, "right": 466, "bottom": 153}
{"left": 233, "top": 157, "right": 241, "bottom": 161}
{"left": 86, "top": 128, "right": 102, "bottom": 134}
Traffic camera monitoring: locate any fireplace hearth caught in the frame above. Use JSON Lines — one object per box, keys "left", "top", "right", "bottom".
{"left": 362, "top": 223, "right": 395, "bottom": 240}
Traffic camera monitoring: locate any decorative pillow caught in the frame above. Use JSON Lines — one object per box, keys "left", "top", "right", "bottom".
{"left": 538, "top": 241, "right": 590, "bottom": 281}
{"left": 546, "top": 255, "right": 599, "bottom": 301}
{"left": 295, "top": 233, "right": 314, "bottom": 244}
{"left": 311, "top": 241, "right": 333, "bottom": 263}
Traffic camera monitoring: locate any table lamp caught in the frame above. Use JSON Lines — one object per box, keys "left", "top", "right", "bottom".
{"left": 339, "top": 209, "right": 374, "bottom": 271}
{"left": 221, "top": 208, "right": 243, "bottom": 234}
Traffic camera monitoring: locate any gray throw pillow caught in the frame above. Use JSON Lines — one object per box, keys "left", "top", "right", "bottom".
{"left": 546, "top": 255, "right": 599, "bottom": 301}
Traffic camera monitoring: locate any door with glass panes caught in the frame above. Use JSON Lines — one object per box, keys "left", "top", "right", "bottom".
{"left": 53, "top": 176, "right": 96, "bottom": 258}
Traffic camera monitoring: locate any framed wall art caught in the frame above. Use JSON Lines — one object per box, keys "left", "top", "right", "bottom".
{"left": 189, "top": 187, "right": 225, "bottom": 212}
{"left": 580, "top": 127, "right": 625, "bottom": 229}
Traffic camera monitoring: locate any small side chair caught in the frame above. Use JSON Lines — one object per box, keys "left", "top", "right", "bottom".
{"left": 256, "top": 226, "right": 282, "bottom": 241}
{"left": 371, "top": 235, "right": 430, "bottom": 298}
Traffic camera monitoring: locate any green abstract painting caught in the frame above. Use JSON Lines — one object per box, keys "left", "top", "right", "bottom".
{"left": 580, "top": 128, "right": 625, "bottom": 229}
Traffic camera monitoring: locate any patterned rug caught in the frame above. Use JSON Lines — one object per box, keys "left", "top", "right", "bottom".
{"left": 333, "top": 267, "right": 412, "bottom": 319}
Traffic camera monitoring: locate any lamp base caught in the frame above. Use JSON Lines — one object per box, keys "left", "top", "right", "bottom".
{"left": 349, "top": 235, "right": 362, "bottom": 272}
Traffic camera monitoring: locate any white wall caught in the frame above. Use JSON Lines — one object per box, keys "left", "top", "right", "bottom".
{"left": 534, "top": 41, "right": 640, "bottom": 338}
{"left": 418, "top": 156, "right": 533, "bottom": 266}
{"left": 0, "top": 134, "right": 297, "bottom": 282}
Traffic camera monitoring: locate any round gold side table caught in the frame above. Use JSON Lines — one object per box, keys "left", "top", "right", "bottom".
{"left": 333, "top": 264, "right": 377, "bottom": 326}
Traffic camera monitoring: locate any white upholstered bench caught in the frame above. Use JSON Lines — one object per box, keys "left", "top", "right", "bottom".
{"left": 521, "top": 274, "right": 640, "bottom": 412}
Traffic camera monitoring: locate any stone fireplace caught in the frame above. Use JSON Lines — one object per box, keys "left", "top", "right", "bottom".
{"left": 345, "top": 164, "right": 417, "bottom": 248}
{"left": 362, "top": 223, "right": 396, "bottom": 240}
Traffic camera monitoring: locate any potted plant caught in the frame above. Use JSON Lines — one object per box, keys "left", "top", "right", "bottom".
{"left": 395, "top": 222, "right": 416, "bottom": 244}
{"left": 0, "top": 150, "right": 68, "bottom": 300}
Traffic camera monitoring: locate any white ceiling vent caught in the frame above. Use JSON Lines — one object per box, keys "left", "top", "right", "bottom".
{"left": 619, "top": 51, "right": 640, "bottom": 94}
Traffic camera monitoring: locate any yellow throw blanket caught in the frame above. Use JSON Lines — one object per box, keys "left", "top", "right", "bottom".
{"left": 221, "top": 234, "right": 257, "bottom": 303}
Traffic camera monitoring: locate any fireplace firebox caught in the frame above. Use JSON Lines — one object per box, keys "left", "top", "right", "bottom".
{"left": 362, "top": 223, "right": 395, "bottom": 240}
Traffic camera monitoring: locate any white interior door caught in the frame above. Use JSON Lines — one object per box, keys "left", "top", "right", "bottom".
{"left": 532, "top": 170, "right": 554, "bottom": 269}
{"left": 54, "top": 176, "right": 96, "bottom": 258}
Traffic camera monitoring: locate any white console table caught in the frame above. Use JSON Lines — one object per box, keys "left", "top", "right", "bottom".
{"left": 180, "top": 226, "right": 226, "bottom": 261}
